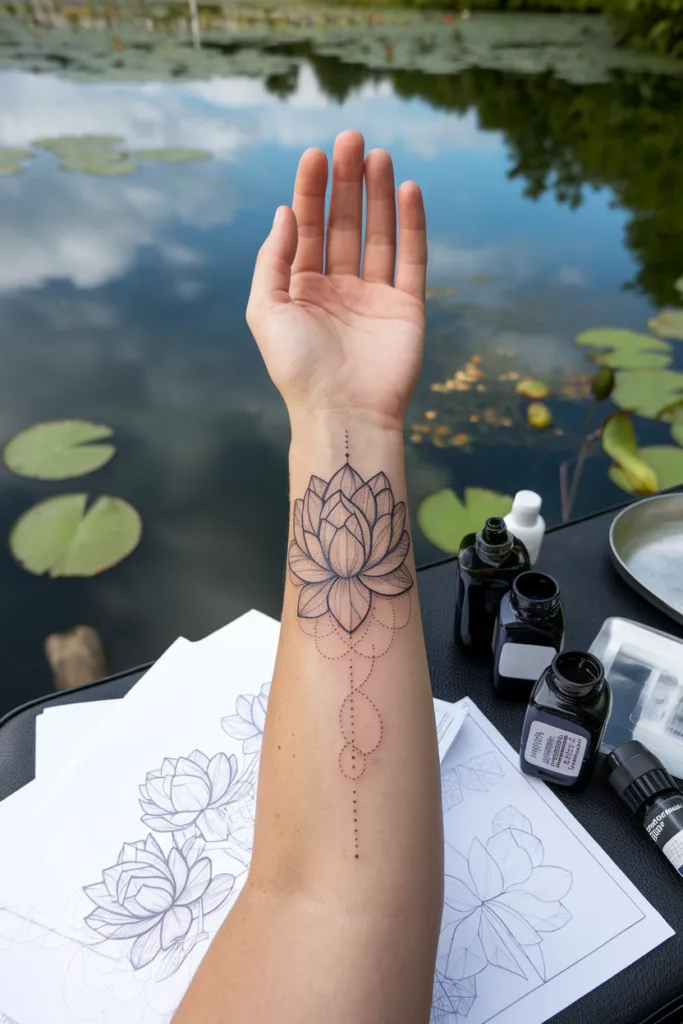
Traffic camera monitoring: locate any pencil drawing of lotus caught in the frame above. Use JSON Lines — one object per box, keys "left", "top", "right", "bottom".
{"left": 83, "top": 834, "right": 234, "bottom": 978}
{"left": 288, "top": 463, "right": 413, "bottom": 633}
{"left": 139, "top": 750, "right": 241, "bottom": 841}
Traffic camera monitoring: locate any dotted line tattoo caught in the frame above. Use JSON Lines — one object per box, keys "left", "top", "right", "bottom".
{"left": 289, "top": 451, "right": 413, "bottom": 859}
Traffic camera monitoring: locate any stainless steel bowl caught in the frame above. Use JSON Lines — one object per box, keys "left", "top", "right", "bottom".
{"left": 609, "top": 493, "right": 683, "bottom": 627}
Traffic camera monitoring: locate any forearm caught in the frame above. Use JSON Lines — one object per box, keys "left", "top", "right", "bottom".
{"left": 176, "top": 414, "right": 442, "bottom": 1023}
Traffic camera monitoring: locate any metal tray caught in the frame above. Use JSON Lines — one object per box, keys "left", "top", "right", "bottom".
{"left": 609, "top": 493, "right": 683, "bottom": 627}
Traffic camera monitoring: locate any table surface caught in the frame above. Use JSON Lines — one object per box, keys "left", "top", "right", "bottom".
{"left": 2, "top": 499, "right": 683, "bottom": 1024}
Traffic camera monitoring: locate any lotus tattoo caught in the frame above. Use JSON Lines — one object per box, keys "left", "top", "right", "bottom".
{"left": 289, "top": 462, "right": 413, "bottom": 634}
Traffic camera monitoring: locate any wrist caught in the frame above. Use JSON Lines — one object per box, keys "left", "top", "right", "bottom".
{"left": 288, "top": 408, "right": 405, "bottom": 449}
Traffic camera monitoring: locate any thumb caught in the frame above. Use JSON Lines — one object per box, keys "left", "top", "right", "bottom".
{"left": 247, "top": 206, "right": 298, "bottom": 323}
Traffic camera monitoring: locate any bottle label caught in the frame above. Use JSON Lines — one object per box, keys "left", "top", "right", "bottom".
{"left": 498, "top": 642, "right": 555, "bottom": 681}
{"left": 644, "top": 796, "right": 683, "bottom": 875}
{"left": 523, "top": 721, "right": 587, "bottom": 778}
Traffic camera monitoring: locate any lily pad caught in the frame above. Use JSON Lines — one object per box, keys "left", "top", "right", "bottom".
{"left": 657, "top": 400, "right": 683, "bottom": 447}
{"left": 59, "top": 151, "right": 136, "bottom": 176}
{"left": 9, "top": 494, "right": 141, "bottom": 578}
{"left": 0, "top": 147, "right": 33, "bottom": 177}
{"left": 32, "top": 135, "right": 124, "bottom": 155}
{"left": 575, "top": 328, "right": 672, "bottom": 371}
{"left": 136, "top": 148, "right": 211, "bottom": 163}
{"left": 4, "top": 420, "right": 115, "bottom": 480}
{"left": 648, "top": 309, "right": 683, "bottom": 341}
{"left": 515, "top": 378, "right": 549, "bottom": 400}
{"left": 527, "top": 402, "right": 552, "bottom": 430}
{"left": 609, "top": 446, "right": 683, "bottom": 496}
{"left": 602, "top": 413, "right": 658, "bottom": 496}
{"left": 417, "top": 486, "right": 513, "bottom": 555}
{"left": 612, "top": 369, "right": 683, "bottom": 420}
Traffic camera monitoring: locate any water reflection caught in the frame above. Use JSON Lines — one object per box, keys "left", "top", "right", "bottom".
{"left": 0, "top": 46, "right": 681, "bottom": 711}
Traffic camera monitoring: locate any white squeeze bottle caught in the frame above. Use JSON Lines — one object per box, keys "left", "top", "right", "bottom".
{"left": 504, "top": 490, "right": 545, "bottom": 566}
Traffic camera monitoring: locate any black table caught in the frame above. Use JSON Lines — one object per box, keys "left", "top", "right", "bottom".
{"left": 2, "top": 500, "right": 682, "bottom": 1024}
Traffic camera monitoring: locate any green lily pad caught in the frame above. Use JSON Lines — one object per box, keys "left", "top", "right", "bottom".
{"left": 9, "top": 494, "right": 141, "bottom": 578}
{"left": 527, "top": 401, "right": 552, "bottom": 430}
{"left": 417, "top": 486, "right": 513, "bottom": 555}
{"left": 59, "top": 151, "right": 136, "bottom": 176}
{"left": 32, "top": 135, "right": 124, "bottom": 155}
{"left": 648, "top": 309, "right": 683, "bottom": 341}
{"left": 136, "top": 148, "right": 211, "bottom": 163}
{"left": 602, "top": 413, "right": 658, "bottom": 496}
{"left": 575, "top": 328, "right": 672, "bottom": 371}
{"left": 611, "top": 369, "right": 683, "bottom": 420}
{"left": 657, "top": 399, "right": 683, "bottom": 447}
{"left": 609, "top": 447, "right": 683, "bottom": 496}
{"left": 4, "top": 420, "right": 115, "bottom": 480}
{"left": 515, "top": 378, "right": 549, "bottom": 400}
{"left": 0, "top": 147, "right": 33, "bottom": 177}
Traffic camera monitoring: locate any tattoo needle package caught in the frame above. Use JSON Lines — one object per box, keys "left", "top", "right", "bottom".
{"left": 589, "top": 617, "right": 683, "bottom": 777}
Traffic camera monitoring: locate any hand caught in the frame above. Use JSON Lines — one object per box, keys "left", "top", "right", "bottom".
{"left": 246, "top": 130, "right": 427, "bottom": 434}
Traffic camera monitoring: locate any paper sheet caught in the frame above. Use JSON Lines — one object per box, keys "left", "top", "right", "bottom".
{"left": 433, "top": 698, "right": 673, "bottom": 1024}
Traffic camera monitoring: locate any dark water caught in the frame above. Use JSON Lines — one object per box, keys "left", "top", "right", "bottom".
{"left": 1, "top": 42, "right": 682, "bottom": 713}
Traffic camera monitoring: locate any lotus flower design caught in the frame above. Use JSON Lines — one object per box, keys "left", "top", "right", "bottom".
{"left": 83, "top": 834, "right": 234, "bottom": 976}
{"left": 221, "top": 682, "right": 270, "bottom": 754}
{"left": 139, "top": 750, "right": 240, "bottom": 841}
{"left": 288, "top": 462, "right": 413, "bottom": 633}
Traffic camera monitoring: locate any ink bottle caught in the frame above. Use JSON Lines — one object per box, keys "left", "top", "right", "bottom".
{"left": 520, "top": 650, "right": 611, "bottom": 789}
{"left": 492, "top": 572, "right": 564, "bottom": 700}
{"left": 607, "top": 741, "right": 683, "bottom": 878}
{"left": 454, "top": 517, "right": 530, "bottom": 652}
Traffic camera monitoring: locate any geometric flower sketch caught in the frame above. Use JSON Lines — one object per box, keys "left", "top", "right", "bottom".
{"left": 288, "top": 453, "right": 414, "bottom": 857}
{"left": 83, "top": 834, "right": 234, "bottom": 980}
{"left": 82, "top": 685, "right": 272, "bottom": 981}
{"left": 221, "top": 682, "right": 270, "bottom": 755}
{"left": 433, "top": 806, "right": 573, "bottom": 1021}
{"left": 139, "top": 750, "right": 244, "bottom": 841}
{"left": 442, "top": 752, "right": 504, "bottom": 812}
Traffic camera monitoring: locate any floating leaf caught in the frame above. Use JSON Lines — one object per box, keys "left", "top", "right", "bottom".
{"left": 515, "top": 378, "right": 549, "bottom": 400}
{"left": 575, "top": 328, "right": 671, "bottom": 370}
{"left": 0, "top": 147, "right": 33, "bottom": 177}
{"left": 527, "top": 402, "right": 552, "bottom": 430}
{"left": 611, "top": 368, "right": 683, "bottom": 420}
{"left": 609, "top": 446, "right": 683, "bottom": 496}
{"left": 59, "top": 151, "right": 136, "bottom": 176}
{"left": 648, "top": 309, "right": 683, "bottom": 341}
{"left": 4, "top": 420, "right": 115, "bottom": 480}
{"left": 136, "top": 148, "right": 211, "bottom": 163}
{"left": 658, "top": 400, "right": 683, "bottom": 447}
{"left": 9, "top": 494, "right": 141, "bottom": 577}
{"left": 32, "top": 135, "right": 124, "bottom": 155}
{"left": 417, "top": 487, "right": 513, "bottom": 555}
{"left": 591, "top": 366, "right": 615, "bottom": 402}
{"left": 602, "top": 413, "right": 658, "bottom": 496}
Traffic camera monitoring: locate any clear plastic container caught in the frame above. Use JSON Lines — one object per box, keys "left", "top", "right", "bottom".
{"left": 589, "top": 617, "right": 683, "bottom": 778}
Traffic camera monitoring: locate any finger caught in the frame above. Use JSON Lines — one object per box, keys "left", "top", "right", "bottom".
{"left": 395, "top": 181, "right": 427, "bottom": 301}
{"left": 362, "top": 149, "right": 396, "bottom": 285}
{"left": 291, "top": 148, "right": 328, "bottom": 276}
{"left": 325, "top": 129, "right": 365, "bottom": 277}
{"left": 246, "top": 206, "right": 298, "bottom": 324}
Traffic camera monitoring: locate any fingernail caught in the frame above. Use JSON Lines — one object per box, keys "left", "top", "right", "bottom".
{"left": 272, "top": 206, "right": 283, "bottom": 229}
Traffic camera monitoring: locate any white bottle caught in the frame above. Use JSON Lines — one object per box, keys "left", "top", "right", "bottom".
{"left": 504, "top": 490, "right": 545, "bottom": 566}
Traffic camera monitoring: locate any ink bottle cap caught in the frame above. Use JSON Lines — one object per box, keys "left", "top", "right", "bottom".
{"left": 606, "top": 740, "right": 683, "bottom": 878}
{"left": 504, "top": 491, "right": 545, "bottom": 565}
{"left": 475, "top": 517, "right": 513, "bottom": 566}
{"left": 519, "top": 650, "right": 611, "bottom": 788}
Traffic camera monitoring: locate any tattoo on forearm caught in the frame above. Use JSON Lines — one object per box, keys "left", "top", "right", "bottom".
{"left": 288, "top": 447, "right": 413, "bottom": 858}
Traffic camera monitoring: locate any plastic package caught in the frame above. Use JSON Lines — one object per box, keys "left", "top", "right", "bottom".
{"left": 589, "top": 617, "right": 683, "bottom": 777}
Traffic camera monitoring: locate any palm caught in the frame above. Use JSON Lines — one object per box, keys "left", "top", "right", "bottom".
{"left": 247, "top": 132, "right": 427, "bottom": 429}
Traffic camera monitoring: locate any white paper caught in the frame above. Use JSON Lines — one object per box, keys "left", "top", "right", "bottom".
{"left": 36, "top": 703, "right": 118, "bottom": 778}
{"left": 433, "top": 698, "right": 673, "bottom": 1024}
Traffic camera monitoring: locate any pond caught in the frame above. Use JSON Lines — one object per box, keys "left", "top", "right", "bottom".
{"left": 1, "top": 6, "right": 683, "bottom": 714}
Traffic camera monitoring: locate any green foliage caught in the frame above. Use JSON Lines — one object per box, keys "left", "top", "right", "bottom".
{"left": 3, "top": 420, "right": 115, "bottom": 480}
{"left": 606, "top": 0, "right": 683, "bottom": 57}
{"left": 575, "top": 328, "right": 672, "bottom": 369}
{"left": 608, "top": 445, "right": 683, "bottom": 494}
{"left": 417, "top": 487, "right": 512, "bottom": 554}
{"left": 601, "top": 412, "right": 658, "bottom": 494}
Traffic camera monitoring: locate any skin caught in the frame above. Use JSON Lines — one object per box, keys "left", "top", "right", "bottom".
{"left": 172, "top": 130, "right": 442, "bottom": 1024}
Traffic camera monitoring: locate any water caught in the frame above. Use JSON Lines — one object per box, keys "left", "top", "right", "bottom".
{"left": 1, "top": 15, "right": 682, "bottom": 713}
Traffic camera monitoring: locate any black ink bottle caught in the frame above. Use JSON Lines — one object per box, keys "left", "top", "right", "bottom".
{"left": 454, "top": 517, "right": 530, "bottom": 652}
{"left": 607, "top": 741, "right": 683, "bottom": 878}
{"left": 492, "top": 572, "right": 565, "bottom": 700}
{"left": 520, "top": 650, "right": 611, "bottom": 789}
